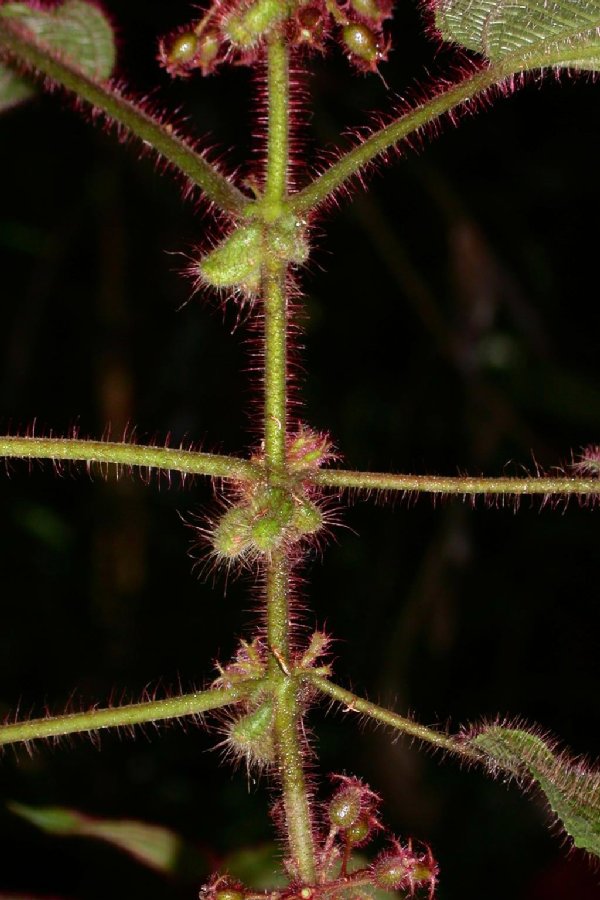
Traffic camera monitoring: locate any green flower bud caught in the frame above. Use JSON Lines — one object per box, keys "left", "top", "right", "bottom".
{"left": 197, "top": 28, "right": 221, "bottom": 72}
{"left": 250, "top": 514, "right": 285, "bottom": 552}
{"left": 199, "top": 224, "right": 262, "bottom": 294}
{"left": 349, "top": 0, "right": 382, "bottom": 21}
{"left": 212, "top": 505, "right": 252, "bottom": 559}
{"left": 228, "top": 701, "right": 275, "bottom": 765}
{"left": 292, "top": 499, "right": 323, "bottom": 536}
{"left": 224, "top": 0, "right": 288, "bottom": 49}
{"left": 270, "top": 216, "right": 310, "bottom": 265}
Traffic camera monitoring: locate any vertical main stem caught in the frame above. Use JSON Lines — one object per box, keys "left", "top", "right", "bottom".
{"left": 263, "top": 35, "right": 290, "bottom": 472}
{"left": 263, "top": 256, "right": 288, "bottom": 472}
{"left": 264, "top": 35, "right": 290, "bottom": 210}
{"left": 267, "top": 550, "right": 317, "bottom": 883}
{"left": 262, "top": 34, "right": 316, "bottom": 883}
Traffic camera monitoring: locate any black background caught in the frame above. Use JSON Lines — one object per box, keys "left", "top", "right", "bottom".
{"left": 0, "top": 1, "right": 599, "bottom": 897}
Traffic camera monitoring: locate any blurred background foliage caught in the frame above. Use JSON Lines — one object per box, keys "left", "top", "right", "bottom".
{"left": 0, "top": 1, "right": 598, "bottom": 897}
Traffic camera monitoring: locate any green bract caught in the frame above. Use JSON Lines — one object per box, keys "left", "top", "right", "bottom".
{"left": 199, "top": 224, "right": 263, "bottom": 294}
{"left": 224, "top": 0, "right": 290, "bottom": 48}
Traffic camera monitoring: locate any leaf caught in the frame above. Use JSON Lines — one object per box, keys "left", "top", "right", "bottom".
{"left": 435, "top": 0, "right": 600, "bottom": 72}
{"left": 224, "top": 843, "right": 287, "bottom": 889}
{"left": 0, "top": 0, "right": 116, "bottom": 113}
{"left": 8, "top": 802, "right": 208, "bottom": 876}
{"left": 468, "top": 726, "right": 600, "bottom": 858}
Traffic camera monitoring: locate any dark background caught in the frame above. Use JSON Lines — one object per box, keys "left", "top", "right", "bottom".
{"left": 0, "top": 1, "right": 598, "bottom": 897}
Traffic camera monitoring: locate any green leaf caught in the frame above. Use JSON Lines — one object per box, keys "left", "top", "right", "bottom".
{"left": 435, "top": 0, "right": 600, "bottom": 72}
{"left": 8, "top": 802, "right": 208, "bottom": 875}
{"left": 0, "top": 0, "right": 116, "bottom": 113}
{"left": 469, "top": 726, "right": 600, "bottom": 858}
{"left": 224, "top": 843, "right": 287, "bottom": 889}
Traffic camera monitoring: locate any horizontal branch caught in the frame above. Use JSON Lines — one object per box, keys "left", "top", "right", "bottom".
{"left": 0, "top": 683, "right": 255, "bottom": 749}
{"left": 313, "top": 468, "right": 600, "bottom": 498}
{"left": 0, "top": 436, "right": 262, "bottom": 481}
{"left": 308, "top": 674, "right": 477, "bottom": 760}
{"left": 0, "top": 17, "right": 249, "bottom": 216}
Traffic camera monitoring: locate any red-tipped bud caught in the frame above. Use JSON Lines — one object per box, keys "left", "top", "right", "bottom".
{"left": 373, "top": 842, "right": 439, "bottom": 896}
{"left": 159, "top": 26, "right": 223, "bottom": 77}
{"left": 196, "top": 27, "right": 222, "bottom": 74}
{"left": 293, "top": 5, "right": 326, "bottom": 46}
{"left": 286, "top": 427, "right": 334, "bottom": 471}
{"left": 329, "top": 775, "right": 381, "bottom": 844}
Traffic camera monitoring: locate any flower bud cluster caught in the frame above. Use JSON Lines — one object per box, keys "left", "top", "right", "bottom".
{"left": 328, "top": 774, "right": 381, "bottom": 846}
{"left": 199, "top": 774, "right": 438, "bottom": 900}
{"left": 158, "top": 0, "right": 394, "bottom": 78}
{"left": 197, "top": 215, "right": 309, "bottom": 302}
{"left": 209, "top": 427, "right": 334, "bottom": 567}
{"left": 320, "top": 776, "right": 438, "bottom": 897}
{"left": 212, "top": 632, "right": 331, "bottom": 770}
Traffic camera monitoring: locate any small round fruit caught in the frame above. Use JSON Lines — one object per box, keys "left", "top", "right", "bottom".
{"left": 168, "top": 32, "right": 199, "bottom": 65}
{"left": 342, "top": 22, "right": 379, "bottom": 65}
{"left": 329, "top": 785, "right": 362, "bottom": 829}
{"left": 345, "top": 816, "right": 371, "bottom": 845}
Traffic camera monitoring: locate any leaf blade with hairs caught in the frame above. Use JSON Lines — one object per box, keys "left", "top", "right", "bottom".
{"left": 0, "top": 0, "right": 115, "bottom": 112}
{"left": 435, "top": 0, "right": 600, "bottom": 72}
{"left": 468, "top": 726, "right": 600, "bottom": 858}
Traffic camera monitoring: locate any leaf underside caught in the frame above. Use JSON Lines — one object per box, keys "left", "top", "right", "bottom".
{"left": 0, "top": 0, "right": 116, "bottom": 113}
{"left": 435, "top": 0, "right": 600, "bottom": 71}
{"left": 469, "top": 726, "right": 600, "bottom": 859}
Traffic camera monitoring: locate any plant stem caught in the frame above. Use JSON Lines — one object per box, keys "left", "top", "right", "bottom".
{"left": 274, "top": 674, "right": 317, "bottom": 882}
{"left": 0, "top": 436, "right": 261, "bottom": 481}
{"left": 261, "top": 34, "right": 316, "bottom": 883}
{"left": 0, "top": 17, "right": 249, "bottom": 216}
{"left": 0, "top": 684, "right": 254, "bottom": 749}
{"left": 267, "top": 552, "right": 317, "bottom": 882}
{"left": 308, "top": 674, "right": 480, "bottom": 761}
{"left": 263, "top": 258, "right": 288, "bottom": 472}
{"left": 264, "top": 35, "right": 290, "bottom": 212}
{"left": 266, "top": 548, "right": 292, "bottom": 669}
{"left": 263, "top": 35, "right": 290, "bottom": 473}
{"left": 289, "top": 64, "right": 504, "bottom": 213}
{"left": 313, "top": 468, "right": 600, "bottom": 498}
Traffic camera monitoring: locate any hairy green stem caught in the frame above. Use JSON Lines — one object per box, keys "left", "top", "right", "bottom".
{"left": 263, "top": 35, "right": 290, "bottom": 473}
{"left": 264, "top": 35, "right": 290, "bottom": 211}
{"left": 274, "top": 674, "right": 317, "bottom": 883}
{"left": 266, "top": 549, "right": 292, "bottom": 671}
{"left": 0, "top": 436, "right": 261, "bottom": 481}
{"left": 263, "top": 258, "right": 288, "bottom": 472}
{"left": 0, "top": 17, "right": 249, "bottom": 216}
{"left": 313, "top": 468, "right": 600, "bottom": 497}
{"left": 0, "top": 684, "right": 253, "bottom": 749}
{"left": 267, "top": 553, "right": 316, "bottom": 882}
{"left": 261, "top": 35, "right": 316, "bottom": 883}
{"left": 309, "top": 674, "right": 479, "bottom": 760}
